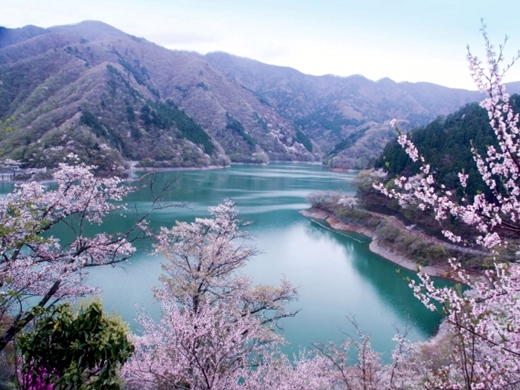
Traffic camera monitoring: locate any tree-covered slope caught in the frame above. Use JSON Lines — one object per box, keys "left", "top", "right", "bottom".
{"left": 0, "top": 21, "right": 317, "bottom": 171}
{"left": 374, "top": 96, "right": 520, "bottom": 198}
{"left": 205, "top": 52, "right": 489, "bottom": 169}
{"left": 4, "top": 21, "right": 519, "bottom": 171}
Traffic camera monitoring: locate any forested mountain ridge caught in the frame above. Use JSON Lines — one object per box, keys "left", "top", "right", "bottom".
{"left": 374, "top": 96, "right": 520, "bottom": 198}
{"left": 1, "top": 21, "right": 516, "bottom": 171}
{"left": 0, "top": 21, "right": 316, "bottom": 171}
{"left": 205, "top": 52, "right": 510, "bottom": 168}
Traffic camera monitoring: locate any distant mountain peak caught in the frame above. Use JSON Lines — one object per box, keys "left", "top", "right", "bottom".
{"left": 0, "top": 21, "right": 317, "bottom": 171}
{"left": 48, "top": 20, "right": 130, "bottom": 41}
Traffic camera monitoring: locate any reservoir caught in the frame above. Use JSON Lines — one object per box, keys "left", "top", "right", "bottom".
{"left": 0, "top": 163, "right": 444, "bottom": 358}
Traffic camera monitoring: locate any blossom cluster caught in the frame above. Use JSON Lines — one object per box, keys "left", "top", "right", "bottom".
{"left": 376, "top": 23, "right": 520, "bottom": 388}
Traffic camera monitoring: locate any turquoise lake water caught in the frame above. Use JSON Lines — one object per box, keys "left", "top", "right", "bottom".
{"left": 0, "top": 163, "right": 445, "bottom": 358}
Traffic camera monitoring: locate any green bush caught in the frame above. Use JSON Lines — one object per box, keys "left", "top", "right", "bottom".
{"left": 18, "top": 301, "right": 134, "bottom": 390}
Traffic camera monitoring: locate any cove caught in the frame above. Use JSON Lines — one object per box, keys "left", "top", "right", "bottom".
{"left": 0, "top": 163, "right": 445, "bottom": 358}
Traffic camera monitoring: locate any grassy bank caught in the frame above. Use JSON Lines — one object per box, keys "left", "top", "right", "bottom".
{"left": 305, "top": 191, "right": 490, "bottom": 271}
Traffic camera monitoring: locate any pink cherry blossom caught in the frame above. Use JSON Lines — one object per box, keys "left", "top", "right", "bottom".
{"left": 0, "top": 163, "right": 149, "bottom": 351}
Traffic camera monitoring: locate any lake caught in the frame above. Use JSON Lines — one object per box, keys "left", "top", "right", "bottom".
{"left": 0, "top": 163, "right": 444, "bottom": 358}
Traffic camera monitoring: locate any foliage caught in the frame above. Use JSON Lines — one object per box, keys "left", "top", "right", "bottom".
{"left": 80, "top": 111, "right": 108, "bottom": 139}
{"left": 312, "top": 321, "right": 421, "bottom": 390}
{"left": 294, "top": 107, "right": 362, "bottom": 137}
{"left": 18, "top": 126, "right": 127, "bottom": 175}
{"left": 119, "top": 58, "right": 149, "bottom": 87}
{"left": 137, "top": 100, "right": 216, "bottom": 156}
{"left": 373, "top": 99, "right": 520, "bottom": 200}
{"left": 0, "top": 117, "right": 16, "bottom": 160}
{"left": 356, "top": 168, "right": 481, "bottom": 248}
{"left": 225, "top": 115, "right": 257, "bottom": 149}
{"left": 306, "top": 190, "right": 344, "bottom": 210}
{"left": 353, "top": 169, "right": 397, "bottom": 211}
{"left": 79, "top": 110, "right": 124, "bottom": 156}
{"left": 0, "top": 162, "right": 150, "bottom": 352}
{"left": 17, "top": 301, "right": 134, "bottom": 390}
{"left": 150, "top": 100, "right": 215, "bottom": 155}
{"left": 326, "top": 128, "right": 366, "bottom": 160}
{"left": 0, "top": 117, "right": 16, "bottom": 135}
{"left": 294, "top": 129, "right": 313, "bottom": 152}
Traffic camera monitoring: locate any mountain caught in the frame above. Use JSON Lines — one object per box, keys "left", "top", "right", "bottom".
{"left": 204, "top": 52, "right": 492, "bottom": 168}
{"left": 0, "top": 21, "right": 509, "bottom": 171}
{"left": 0, "top": 21, "right": 316, "bottom": 172}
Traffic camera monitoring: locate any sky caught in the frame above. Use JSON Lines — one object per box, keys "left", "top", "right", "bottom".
{"left": 2, "top": 0, "right": 520, "bottom": 90}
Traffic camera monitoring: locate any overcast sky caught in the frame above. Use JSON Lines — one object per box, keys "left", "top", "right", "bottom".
{"left": 2, "top": 0, "right": 520, "bottom": 90}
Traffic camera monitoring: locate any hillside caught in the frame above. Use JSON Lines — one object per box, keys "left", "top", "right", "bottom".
{"left": 341, "top": 98, "right": 520, "bottom": 266}
{"left": 205, "top": 52, "right": 490, "bottom": 168}
{"left": 301, "top": 99, "right": 520, "bottom": 270}
{"left": 374, "top": 96, "right": 520, "bottom": 198}
{"left": 0, "top": 21, "right": 316, "bottom": 171}
{"left": 1, "top": 21, "right": 514, "bottom": 171}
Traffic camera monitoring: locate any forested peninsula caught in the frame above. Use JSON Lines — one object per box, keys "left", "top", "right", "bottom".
{"left": 301, "top": 98, "right": 520, "bottom": 280}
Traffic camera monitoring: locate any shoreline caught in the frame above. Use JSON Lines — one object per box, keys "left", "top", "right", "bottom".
{"left": 129, "top": 164, "right": 229, "bottom": 173}
{"left": 368, "top": 239, "right": 450, "bottom": 278}
{"left": 302, "top": 206, "right": 466, "bottom": 359}
{"left": 301, "top": 207, "right": 452, "bottom": 279}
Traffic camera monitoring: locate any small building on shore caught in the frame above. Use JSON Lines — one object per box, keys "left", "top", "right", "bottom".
{"left": 0, "top": 159, "right": 47, "bottom": 181}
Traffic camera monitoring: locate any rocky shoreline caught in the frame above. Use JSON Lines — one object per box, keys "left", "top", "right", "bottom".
{"left": 368, "top": 240, "right": 450, "bottom": 278}
{"left": 301, "top": 207, "right": 452, "bottom": 279}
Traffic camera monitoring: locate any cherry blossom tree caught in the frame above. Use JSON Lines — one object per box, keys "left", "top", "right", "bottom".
{"left": 124, "top": 293, "right": 279, "bottom": 389}
{"left": 123, "top": 200, "right": 299, "bottom": 389}
{"left": 123, "top": 201, "right": 425, "bottom": 389}
{"left": 375, "top": 23, "right": 520, "bottom": 389}
{"left": 239, "top": 351, "right": 332, "bottom": 390}
{"left": 0, "top": 160, "right": 151, "bottom": 351}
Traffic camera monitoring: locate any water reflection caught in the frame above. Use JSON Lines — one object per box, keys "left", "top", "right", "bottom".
{"left": 246, "top": 213, "right": 441, "bottom": 358}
